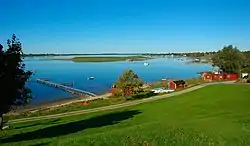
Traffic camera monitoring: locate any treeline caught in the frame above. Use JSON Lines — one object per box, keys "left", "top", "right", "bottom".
{"left": 23, "top": 51, "right": 249, "bottom": 60}
{"left": 23, "top": 53, "right": 80, "bottom": 57}
{"left": 212, "top": 45, "right": 250, "bottom": 74}
{"left": 23, "top": 53, "right": 143, "bottom": 57}
{"left": 243, "top": 51, "right": 250, "bottom": 59}
{"left": 23, "top": 52, "right": 217, "bottom": 57}
{"left": 184, "top": 52, "right": 217, "bottom": 58}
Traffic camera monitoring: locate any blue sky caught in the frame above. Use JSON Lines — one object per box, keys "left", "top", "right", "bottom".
{"left": 1, "top": 0, "right": 250, "bottom": 53}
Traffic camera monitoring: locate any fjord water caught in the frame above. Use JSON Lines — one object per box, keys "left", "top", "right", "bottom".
{"left": 24, "top": 56, "right": 212, "bottom": 103}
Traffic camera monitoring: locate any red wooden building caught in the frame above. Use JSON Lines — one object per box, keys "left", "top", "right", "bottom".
{"left": 201, "top": 72, "right": 213, "bottom": 81}
{"left": 111, "top": 85, "right": 117, "bottom": 95}
{"left": 224, "top": 74, "right": 238, "bottom": 80}
{"left": 168, "top": 80, "right": 186, "bottom": 89}
{"left": 212, "top": 74, "right": 224, "bottom": 80}
{"left": 201, "top": 72, "right": 238, "bottom": 81}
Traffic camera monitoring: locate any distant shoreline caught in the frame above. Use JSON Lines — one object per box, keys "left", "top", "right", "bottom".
{"left": 23, "top": 52, "right": 217, "bottom": 58}
{"left": 45, "top": 56, "right": 151, "bottom": 62}
{"left": 185, "top": 60, "right": 212, "bottom": 65}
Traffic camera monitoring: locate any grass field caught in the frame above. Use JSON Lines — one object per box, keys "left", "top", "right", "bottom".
{"left": 1, "top": 84, "right": 250, "bottom": 146}
{"left": 52, "top": 56, "right": 150, "bottom": 62}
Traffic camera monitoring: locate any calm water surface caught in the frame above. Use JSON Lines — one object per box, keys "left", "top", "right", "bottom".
{"left": 24, "top": 56, "right": 212, "bottom": 103}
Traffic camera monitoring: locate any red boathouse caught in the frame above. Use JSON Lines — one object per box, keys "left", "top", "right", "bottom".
{"left": 201, "top": 72, "right": 213, "bottom": 81}
{"left": 168, "top": 80, "right": 186, "bottom": 89}
{"left": 224, "top": 74, "right": 238, "bottom": 80}
{"left": 212, "top": 74, "right": 224, "bottom": 80}
{"left": 200, "top": 72, "right": 238, "bottom": 81}
{"left": 111, "top": 85, "right": 117, "bottom": 95}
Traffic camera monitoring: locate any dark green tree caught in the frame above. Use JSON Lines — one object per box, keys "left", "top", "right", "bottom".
{"left": 212, "top": 45, "right": 245, "bottom": 74}
{"left": 115, "top": 69, "right": 143, "bottom": 96}
{"left": 0, "top": 34, "right": 32, "bottom": 129}
{"left": 242, "top": 51, "right": 250, "bottom": 73}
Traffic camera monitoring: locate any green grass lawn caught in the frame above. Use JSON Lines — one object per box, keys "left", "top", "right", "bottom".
{"left": 51, "top": 56, "right": 150, "bottom": 62}
{"left": 1, "top": 84, "right": 250, "bottom": 146}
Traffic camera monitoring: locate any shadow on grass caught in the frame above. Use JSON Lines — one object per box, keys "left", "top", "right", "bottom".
{"left": 13, "top": 119, "right": 61, "bottom": 130}
{"left": 1, "top": 110, "right": 141, "bottom": 143}
{"left": 29, "top": 142, "right": 50, "bottom": 146}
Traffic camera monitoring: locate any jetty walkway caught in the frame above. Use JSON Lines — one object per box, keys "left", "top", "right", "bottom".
{"left": 36, "top": 79, "right": 97, "bottom": 97}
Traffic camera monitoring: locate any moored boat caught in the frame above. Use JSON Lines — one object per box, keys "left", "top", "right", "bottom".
{"left": 144, "top": 62, "right": 149, "bottom": 66}
{"left": 87, "top": 77, "right": 94, "bottom": 80}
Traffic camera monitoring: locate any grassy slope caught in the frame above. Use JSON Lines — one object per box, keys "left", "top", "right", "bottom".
{"left": 1, "top": 84, "right": 250, "bottom": 146}
{"left": 54, "top": 56, "right": 149, "bottom": 62}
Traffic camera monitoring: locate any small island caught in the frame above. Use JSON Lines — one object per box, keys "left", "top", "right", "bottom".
{"left": 50, "top": 56, "right": 151, "bottom": 62}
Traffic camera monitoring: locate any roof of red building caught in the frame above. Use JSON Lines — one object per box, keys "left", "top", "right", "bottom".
{"left": 171, "top": 80, "right": 186, "bottom": 85}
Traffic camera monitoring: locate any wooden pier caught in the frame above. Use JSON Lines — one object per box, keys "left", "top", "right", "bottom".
{"left": 36, "top": 79, "right": 97, "bottom": 97}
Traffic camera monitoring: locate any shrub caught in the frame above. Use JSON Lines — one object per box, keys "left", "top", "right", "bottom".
{"left": 126, "top": 91, "right": 157, "bottom": 100}
{"left": 125, "top": 96, "right": 133, "bottom": 100}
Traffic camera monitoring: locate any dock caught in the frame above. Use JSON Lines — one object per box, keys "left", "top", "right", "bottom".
{"left": 36, "top": 79, "right": 97, "bottom": 97}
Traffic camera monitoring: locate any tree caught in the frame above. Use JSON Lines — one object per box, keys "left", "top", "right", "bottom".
{"left": 115, "top": 69, "right": 143, "bottom": 96}
{"left": 212, "top": 45, "right": 245, "bottom": 74}
{"left": 242, "top": 51, "right": 250, "bottom": 73}
{"left": 0, "top": 34, "right": 32, "bottom": 129}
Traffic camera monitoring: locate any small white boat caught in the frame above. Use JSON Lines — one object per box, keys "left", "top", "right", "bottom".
{"left": 144, "top": 62, "right": 149, "bottom": 66}
{"left": 151, "top": 88, "right": 174, "bottom": 93}
{"left": 87, "top": 77, "right": 94, "bottom": 80}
